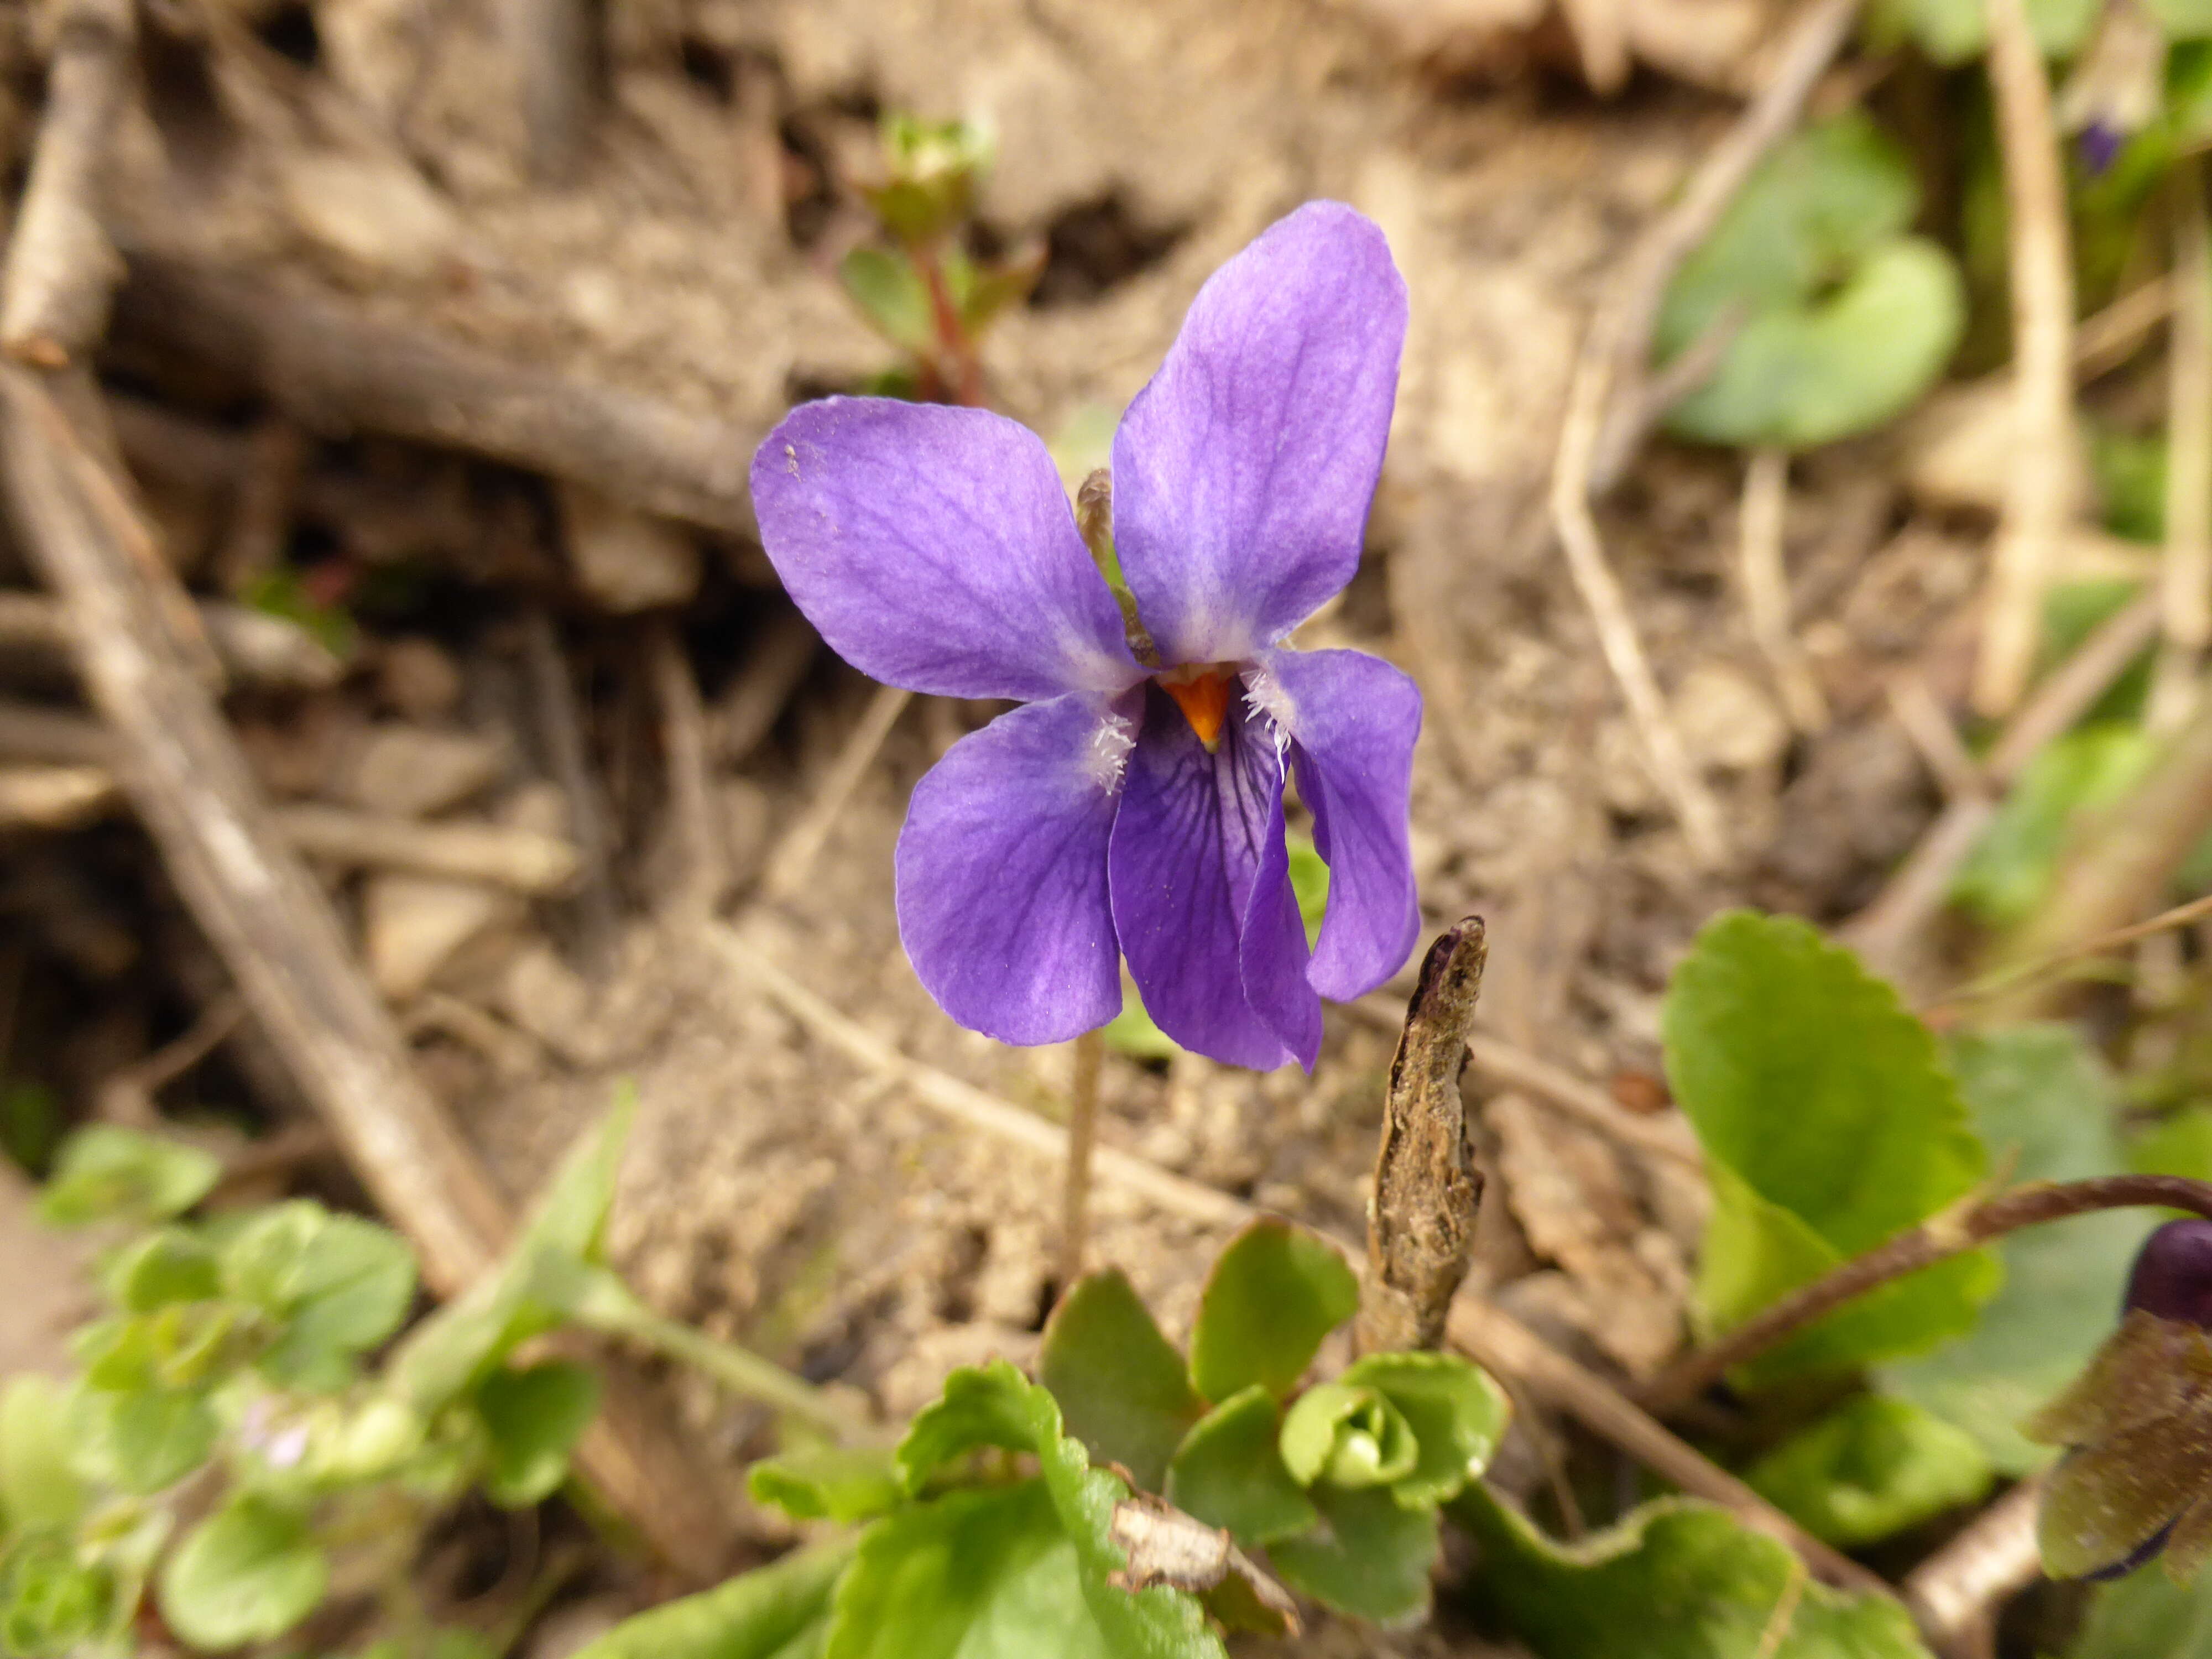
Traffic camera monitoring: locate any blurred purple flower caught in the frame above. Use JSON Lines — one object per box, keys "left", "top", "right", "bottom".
{"left": 750, "top": 202, "right": 1419, "bottom": 1068}
{"left": 2031, "top": 1219, "right": 2212, "bottom": 1584}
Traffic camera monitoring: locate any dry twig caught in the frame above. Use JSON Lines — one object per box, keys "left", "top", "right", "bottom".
{"left": 1974, "top": 0, "right": 2081, "bottom": 714}
{"left": 519, "top": 611, "right": 622, "bottom": 969}
{"left": 1358, "top": 919, "right": 1486, "bottom": 1355}
{"left": 113, "top": 252, "right": 758, "bottom": 533}
{"left": 646, "top": 620, "right": 726, "bottom": 915}
{"left": 1548, "top": 0, "right": 1859, "bottom": 865}
{"left": 758, "top": 682, "right": 911, "bottom": 900}
{"left": 2152, "top": 158, "right": 2212, "bottom": 731}
{"left": 1738, "top": 448, "right": 1827, "bottom": 733}
{"left": 1902, "top": 1477, "right": 2042, "bottom": 1659}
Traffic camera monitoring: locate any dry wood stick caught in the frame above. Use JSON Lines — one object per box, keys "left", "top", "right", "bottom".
{"left": 0, "top": 764, "right": 117, "bottom": 830}
{"left": 1902, "top": 1477, "right": 2042, "bottom": 1659}
{"left": 1549, "top": 0, "right": 1858, "bottom": 865}
{"left": 275, "top": 804, "right": 581, "bottom": 892}
{"left": 646, "top": 620, "right": 726, "bottom": 915}
{"left": 704, "top": 917, "right": 1884, "bottom": 1599}
{"left": 0, "top": 366, "right": 737, "bottom": 1580}
{"left": 1739, "top": 448, "right": 1827, "bottom": 733}
{"left": 0, "top": 0, "right": 131, "bottom": 366}
{"left": 2153, "top": 158, "right": 2212, "bottom": 731}
{"left": 1358, "top": 919, "right": 1486, "bottom": 1354}
{"left": 1974, "top": 0, "right": 2080, "bottom": 715}
{"left": 1642, "top": 1173, "right": 2212, "bottom": 1413}
{"left": 758, "top": 682, "right": 910, "bottom": 900}
{"left": 112, "top": 251, "right": 758, "bottom": 533}
{"left": 1844, "top": 591, "right": 2160, "bottom": 974}
{"left": 519, "top": 611, "right": 621, "bottom": 968}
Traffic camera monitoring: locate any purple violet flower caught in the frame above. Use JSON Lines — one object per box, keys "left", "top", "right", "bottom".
{"left": 749, "top": 201, "right": 1419, "bottom": 1069}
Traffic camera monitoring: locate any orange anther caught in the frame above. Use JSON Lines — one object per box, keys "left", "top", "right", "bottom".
{"left": 1161, "top": 669, "right": 1232, "bottom": 750}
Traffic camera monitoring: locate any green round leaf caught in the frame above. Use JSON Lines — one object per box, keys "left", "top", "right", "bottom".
{"left": 0, "top": 1535, "right": 113, "bottom": 1658}
{"left": 1162, "top": 1385, "right": 1317, "bottom": 1546}
{"left": 1279, "top": 1383, "right": 1417, "bottom": 1491}
{"left": 748, "top": 1446, "right": 903, "bottom": 1525}
{"left": 0, "top": 1376, "right": 87, "bottom": 1534}
{"left": 38, "top": 1126, "right": 220, "bottom": 1228}
{"left": 477, "top": 1360, "right": 600, "bottom": 1508}
{"left": 105, "top": 1230, "right": 222, "bottom": 1313}
{"left": 78, "top": 1387, "right": 218, "bottom": 1495}
{"left": 1268, "top": 1484, "right": 1438, "bottom": 1625}
{"left": 1186, "top": 1221, "right": 1358, "bottom": 1406}
{"left": 1039, "top": 1270, "right": 1202, "bottom": 1491}
{"left": 158, "top": 1495, "right": 328, "bottom": 1651}
{"left": 1336, "top": 1350, "right": 1512, "bottom": 1509}
{"left": 1745, "top": 1394, "right": 1992, "bottom": 1547}
{"left": 1665, "top": 238, "right": 1964, "bottom": 448}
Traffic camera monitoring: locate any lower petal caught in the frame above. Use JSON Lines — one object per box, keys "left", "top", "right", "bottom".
{"left": 895, "top": 693, "right": 1131, "bottom": 1045}
{"left": 1257, "top": 648, "right": 1422, "bottom": 1000}
{"left": 1243, "top": 784, "right": 1324, "bottom": 1070}
{"left": 1109, "top": 686, "right": 1302, "bottom": 1069}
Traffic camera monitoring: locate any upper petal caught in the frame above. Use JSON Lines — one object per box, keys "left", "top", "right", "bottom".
{"left": 1109, "top": 685, "right": 1307, "bottom": 1069}
{"left": 895, "top": 692, "right": 1134, "bottom": 1044}
{"left": 1256, "top": 647, "right": 1422, "bottom": 1000}
{"left": 752, "top": 398, "right": 1142, "bottom": 700}
{"left": 1110, "top": 202, "right": 1408, "bottom": 666}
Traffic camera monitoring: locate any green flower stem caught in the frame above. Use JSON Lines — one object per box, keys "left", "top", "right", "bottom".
{"left": 570, "top": 1284, "right": 877, "bottom": 1442}
{"left": 1641, "top": 1174, "right": 2212, "bottom": 1416}
{"left": 909, "top": 239, "right": 983, "bottom": 408}
{"left": 1058, "top": 1028, "right": 1104, "bottom": 1293}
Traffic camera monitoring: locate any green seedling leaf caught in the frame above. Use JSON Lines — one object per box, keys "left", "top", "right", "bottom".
{"left": 749, "top": 1446, "right": 904, "bottom": 1524}
{"left": 1953, "top": 725, "right": 2155, "bottom": 928}
{"left": 1268, "top": 1483, "right": 1438, "bottom": 1626}
{"left": 1663, "top": 238, "right": 1963, "bottom": 448}
{"left": 571, "top": 1539, "right": 854, "bottom": 1659}
{"left": 0, "top": 1535, "right": 114, "bottom": 1659}
{"left": 393, "top": 1093, "right": 635, "bottom": 1410}
{"left": 1186, "top": 1220, "right": 1358, "bottom": 1405}
{"left": 1744, "top": 1394, "right": 1991, "bottom": 1547}
{"left": 1039, "top": 1269, "right": 1203, "bottom": 1490}
{"left": 38, "top": 1125, "right": 220, "bottom": 1228}
{"left": 880, "top": 1360, "right": 1224, "bottom": 1659}
{"left": 1164, "top": 1385, "right": 1317, "bottom": 1545}
{"left": 477, "top": 1359, "right": 601, "bottom": 1507}
{"left": 828, "top": 1480, "right": 1107, "bottom": 1659}
{"left": 1335, "top": 1350, "right": 1510, "bottom": 1509}
{"left": 77, "top": 1386, "right": 218, "bottom": 1494}
{"left": 223, "top": 1204, "right": 417, "bottom": 1389}
{"left": 838, "top": 246, "right": 935, "bottom": 356}
{"left": 1663, "top": 912, "right": 1997, "bottom": 1383}
{"left": 0, "top": 1376, "right": 87, "bottom": 1533}
{"left": 237, "top": 566, "right": 356, "bottom": 661}
{"left": 105, "top": 1228, "right": 221, "bottom": 1312}
{"left": 1279, "top": 1381, "right": 1417, "bottom": 1490}
{"left": 1888, "top": 1026, "right": 2148, "bottom": 1473}
{"left": 158, "top": 1493, "right": 328, "bottom": 1651}
{"left": 1452, "top": 1484, "right": 1937, "bottom": 1658}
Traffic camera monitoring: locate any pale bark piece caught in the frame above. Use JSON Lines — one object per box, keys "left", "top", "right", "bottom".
{"left": 556, "top": 480, "right": 702, "bottom": 612}
{"left": 364, "top": 873, "right": 519, "bottom": 1001}
{"left": 338, "top": 723, "right": 509, "bottom": 818}
{"left": 0, "top": 761, "right": 119, "bottom": 829}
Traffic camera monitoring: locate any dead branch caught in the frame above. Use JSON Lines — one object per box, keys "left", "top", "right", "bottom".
{"left": 276, "top": 803, "right": 581, "bottom": 892}
{"left": 1902, "top": 1477, "right": 2042, "bottom": 1659}
{"left": 0, "top": 364, "right": 737, "bottom": 1579}
{"left": 1973, "top": 0, "right": 2080, "bottom": 714}
{"left": 111, "top": 251, "right": 758, "bottom": 533}
{"left": 0, "top": 763, "right": 117, "bottom": 830}
{"left": 1358, "top": 918, "right": 1487, "bottom": 1355}
{"left": 0, "top": 0, "right": 131, "bottom": 366}
{"left": 0, "top": 591, "right": 343, "bottom": 689}
{"left": 1548, "top": 0, "right": 1859, "bottom": 865}
{"left": 2153, "top": 158, "right": 2212, "bottom": 730}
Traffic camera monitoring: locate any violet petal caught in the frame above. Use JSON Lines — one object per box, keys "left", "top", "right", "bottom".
{"left": 1243, "top": 776, "right": 1325, "bottom": 1070}
{"left": 1109, "top": 685, "right": 1297, "bottom": 1068}
{"left": 752, "top": 398, "right": 1143, "bottom": 700}
{"left": 895, "top": 692, "right": 1133, "bottom": 1044}
{"left": 1259, "top": 647, "right": 1422, "bottom": 999}
{"left": 1110, "top": 201, "right": 1407, "bottom": 665}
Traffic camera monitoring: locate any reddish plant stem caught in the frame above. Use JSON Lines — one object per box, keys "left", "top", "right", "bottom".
{"left": 911, "top": 240, "right": 984, "bottom": 408}
{"left": 1640, "top": 1175, "right": 2212, "bottom": 1416}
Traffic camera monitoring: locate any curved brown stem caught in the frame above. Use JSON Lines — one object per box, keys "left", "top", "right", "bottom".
{"left": 1641, "top": 1175, "right": 2212, "bottom": 1416}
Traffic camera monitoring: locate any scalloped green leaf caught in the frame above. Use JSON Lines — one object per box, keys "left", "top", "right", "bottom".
{"left": 1269, "top": 1484, "right": 1438, "bottom": 1626}
{"left": 749, "top": 1446, "right": 903, "bottom": 1525}
{"left": 1040, "top": 1269, "right": 1203, "bottom": 1490}
{"left": 571, "top": 1540, "right": 853, "bottom": 1659}
{"left": 1452, "top": 1485, "right": 1936, "bottom": 1658}
{"left": 38, "top": 1126, "right": 220, "bottom": 1228}
{"left": 1663, "top": 238, "right": 1963, "bottom": 448}
{"left": 879, "top": 1361, "right": 1224, "bottom": 1658}
{"left": 1337, "top": 1350, "right": 1511, "bottom": 1509}
{"left": 1744, "top": 1394, "right": 1991, "bottom": 1547}
{"left": 1163, "top": 1385, "right": 1317, "bottom": 1545}
{"left": 1888, "top": 1026, "right": 2148, "bottom": 1473}
{"left": 1186, "top": 1220, "right": 1358, "bottom": 1405}
{"left": 1663, "top": 912, "right": 1997, "bottom": 1383}
{"left": 158, "top": 1494, "right": 327, "bottom": 1652}
{"left": 478, "top": 1359, "right": 600, "bottom": 1508}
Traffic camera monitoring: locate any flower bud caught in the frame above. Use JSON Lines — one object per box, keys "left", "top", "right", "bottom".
{"left": 2125, "top": 1219, "right": 2212, "bottom": 1328}
{"left": 1280, "top": 1383, "right": 1418, "bottom": 1493}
